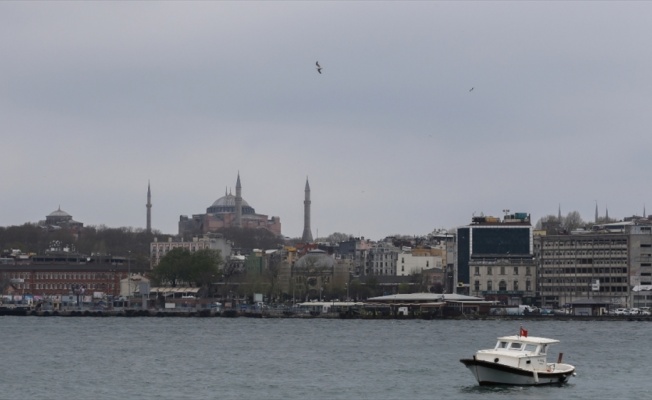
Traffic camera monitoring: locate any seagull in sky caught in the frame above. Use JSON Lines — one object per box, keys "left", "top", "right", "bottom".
{"left": 316, "top": 61, "right": 322, "bottom": 74}
{"left": 469, "top": 87, "right": 474, "bottom": 92}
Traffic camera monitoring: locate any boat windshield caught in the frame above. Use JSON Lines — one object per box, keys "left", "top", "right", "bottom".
{"left": 509, "top": 342, "right": 522, "bottom": 350}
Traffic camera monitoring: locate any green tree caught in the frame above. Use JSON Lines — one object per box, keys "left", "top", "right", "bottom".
{"left": 189, "top": 249, "right": 223, "bottom": 288}
{"left": 150, "top": 248, "right": 223, "bottom": 289}
{"left": 263, "top": 251, "right": 284, "bottom": 302}
{"left": 150, "top": 248, "right": 192, "bottom": 287}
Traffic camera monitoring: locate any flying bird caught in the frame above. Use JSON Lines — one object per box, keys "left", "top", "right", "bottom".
{"left": 469, "top": 87, "right": 474, "bottom": 92}
{"left": 316, "top": 61, "right": 322, "bottom": 74}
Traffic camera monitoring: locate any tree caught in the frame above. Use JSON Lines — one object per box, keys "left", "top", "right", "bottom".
{"left": 150, "top": 248, "right": 192, "bottom": 287}
{"left": 189, "top": 249, "right": 223, "bottom": 288}
{"left": 535, "top": 214, "right": 561, "bottom": 230}
{"left": 536, "top": 211, "right": 585, "bottom": 233}
{"left": 347, "top": 279, "right": 363, "bottom": 300}
{"left": 150, "top": 248, "right": 223, "bottom": 288}
{"left": 322, "top": 232, "right": 354, "bottom": 244}
{"left": 263, "top": 251, "right": 284, "bottom": 302}
{"left": 563, "top": 211, "right": 585, "bottom": 232}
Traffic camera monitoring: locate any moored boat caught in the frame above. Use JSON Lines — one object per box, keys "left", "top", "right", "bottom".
{"left": 460, "top": 327, "right": 576, "bottom": 386}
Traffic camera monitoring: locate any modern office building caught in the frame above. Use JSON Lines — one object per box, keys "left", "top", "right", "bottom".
{"left": 536, "top": 219, "right": 652, "bottom": 309}
{"left": 457, "top": 213, "right": 536, "bottom": 305}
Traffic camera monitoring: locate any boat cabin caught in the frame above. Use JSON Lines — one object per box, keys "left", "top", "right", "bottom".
{"left": 495, "top": 337, "right": 550, "bottom": 355}
{"left": 475, "top": 335, "right": 560, "bottom": 371}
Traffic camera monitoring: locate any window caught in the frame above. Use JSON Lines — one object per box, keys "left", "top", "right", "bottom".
{"left": 474, "top": 267, "right": 480, "bottom": 276}
{"left": 474, "top": 280, "right": 480, "bottom": 292}
{"left": 510, "top": 342, "right": 522, "bottom": 350}
{"left": 514, "top": 267, "right": 518, "bottom": 275}
{"left": 526, "top": 267, "right": 531, "bottom": 276}
{"left": 487, "top": 267, "right": 493, "bottom": 275}
{"left": 499, "top": 280, "right": 507, "bottom": 291}
{"left": 487, "top": 281, "right": 493, "bottom": 291}
{"left": 500, "top": 267, "right": 506, "bottom": 275}
{"left": 514, "top": 281, "right": 519, "bottom": 291}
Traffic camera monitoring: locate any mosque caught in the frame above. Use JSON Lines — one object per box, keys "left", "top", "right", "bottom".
{"left": 38, "top": 206, "right": 84, "bottom": 237}
{"left": 178, "top": 173, "right": 312, "bottom": 239}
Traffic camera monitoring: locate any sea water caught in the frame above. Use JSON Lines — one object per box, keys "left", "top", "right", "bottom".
{"left": 0, "top": 317, "right": 647, "bottom": 400}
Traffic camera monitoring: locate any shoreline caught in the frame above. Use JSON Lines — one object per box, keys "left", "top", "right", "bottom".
{"left": 2, "top": 307, "right": 652, "bottom": 321}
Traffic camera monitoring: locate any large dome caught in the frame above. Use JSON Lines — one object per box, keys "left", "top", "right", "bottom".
{"left": 48, "top": 207, "right": 71, "bottom": 217}
{"left": 207, "top": 193, "right": 255, "bottom": 215}
{"left": 210, "top": 193, "right": 250, "bottom": 208}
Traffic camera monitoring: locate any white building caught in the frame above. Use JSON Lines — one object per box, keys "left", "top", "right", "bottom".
{"left": 397, "top": 252, "right": 442, "bottom": 276}
{"left": 150, "top": 234, "right": 232, "bottom": 267}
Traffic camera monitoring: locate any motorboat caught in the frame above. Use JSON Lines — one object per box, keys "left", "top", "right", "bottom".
{"left": 460, "top": 328, "right": 576, "bottom": 386}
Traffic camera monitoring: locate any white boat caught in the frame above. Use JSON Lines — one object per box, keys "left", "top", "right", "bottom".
{"left": 460, "top": 328, "right": 576, "bottom": 386}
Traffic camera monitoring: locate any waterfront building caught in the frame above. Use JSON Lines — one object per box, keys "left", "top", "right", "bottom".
{"left": 178, "top": 173, "right": 282, "bottom": 238}
{"left": 457, "top": 212, "right": 536, "bottom": 305}
{"left": 397, "top": 252, "right": 442, "bottom": 276}
{"left": 426, "top": 231, "right": 457, "bottom": 293}
{"left": 367, "top": 241, "right": 399, "bottom": 276}
{"left": 536, "top": 219, "right": 652, "bottom": 309}
{"left": 150, "top": 234, "right": 233, "bottom": 267}
{"left": 0, "top": 251, "right": 134, "bottom": 299}
{"left": 335, "top": 237, "right": 372, "bottom": 277}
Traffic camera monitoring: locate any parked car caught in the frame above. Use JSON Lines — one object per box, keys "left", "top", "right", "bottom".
{"left": 614, "top": 308, "right": 629, "bottom": 315}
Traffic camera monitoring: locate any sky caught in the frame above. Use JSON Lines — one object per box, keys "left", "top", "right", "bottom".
{"left": 2, "top": 2, "right": 652, "bottom": 241}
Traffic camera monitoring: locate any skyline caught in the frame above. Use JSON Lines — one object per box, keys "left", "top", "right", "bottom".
{"left": 2, "top": 2, "right": 652, "bottom": 240}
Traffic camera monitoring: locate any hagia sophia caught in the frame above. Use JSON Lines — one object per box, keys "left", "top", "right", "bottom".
{"left": 178, "top": 173, "right": 313, "bottom": 241}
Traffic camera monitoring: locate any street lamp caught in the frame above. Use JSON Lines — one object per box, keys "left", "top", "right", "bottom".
{"left": 127, "top": 251, "right": 131, "bottom": 300}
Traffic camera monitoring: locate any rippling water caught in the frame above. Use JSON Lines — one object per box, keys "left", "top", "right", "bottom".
{"left": 0, "top": 317, "right": 647, "bottom": 399}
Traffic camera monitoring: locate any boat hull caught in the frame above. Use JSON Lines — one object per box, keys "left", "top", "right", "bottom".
{"left": 460, "top": 358, "right": 574, "bottom": 386}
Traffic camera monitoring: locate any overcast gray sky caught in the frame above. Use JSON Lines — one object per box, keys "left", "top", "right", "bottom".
{"left": 2, "top": 2, "right": 652, "bottom": 240}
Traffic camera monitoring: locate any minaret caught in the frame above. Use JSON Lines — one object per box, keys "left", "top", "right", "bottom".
{"left": 557, "top": 204, "right": 562, "bottom": 221}
{"left": 605, "top": 205, "right": 609, "bottom": 221}
{"left": 595, "top": 201, "right": 599, "bottom": 223}
{"left": 301, "top": 177, "right": 313, "bottom": 242}
{"left": 146, "top": 181, "right": 152, "bottom": 233}
{"left": 235, "top": 172, "right": 242, "bottom": 228}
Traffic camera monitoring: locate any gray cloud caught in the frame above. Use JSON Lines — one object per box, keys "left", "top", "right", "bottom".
{"left": 2, "top": 2, "right": 651, "bottom": 240}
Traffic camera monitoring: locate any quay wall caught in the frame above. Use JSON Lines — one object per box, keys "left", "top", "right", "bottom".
{"left": 2, "top": 308, "right": 652, "bottom": 321}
